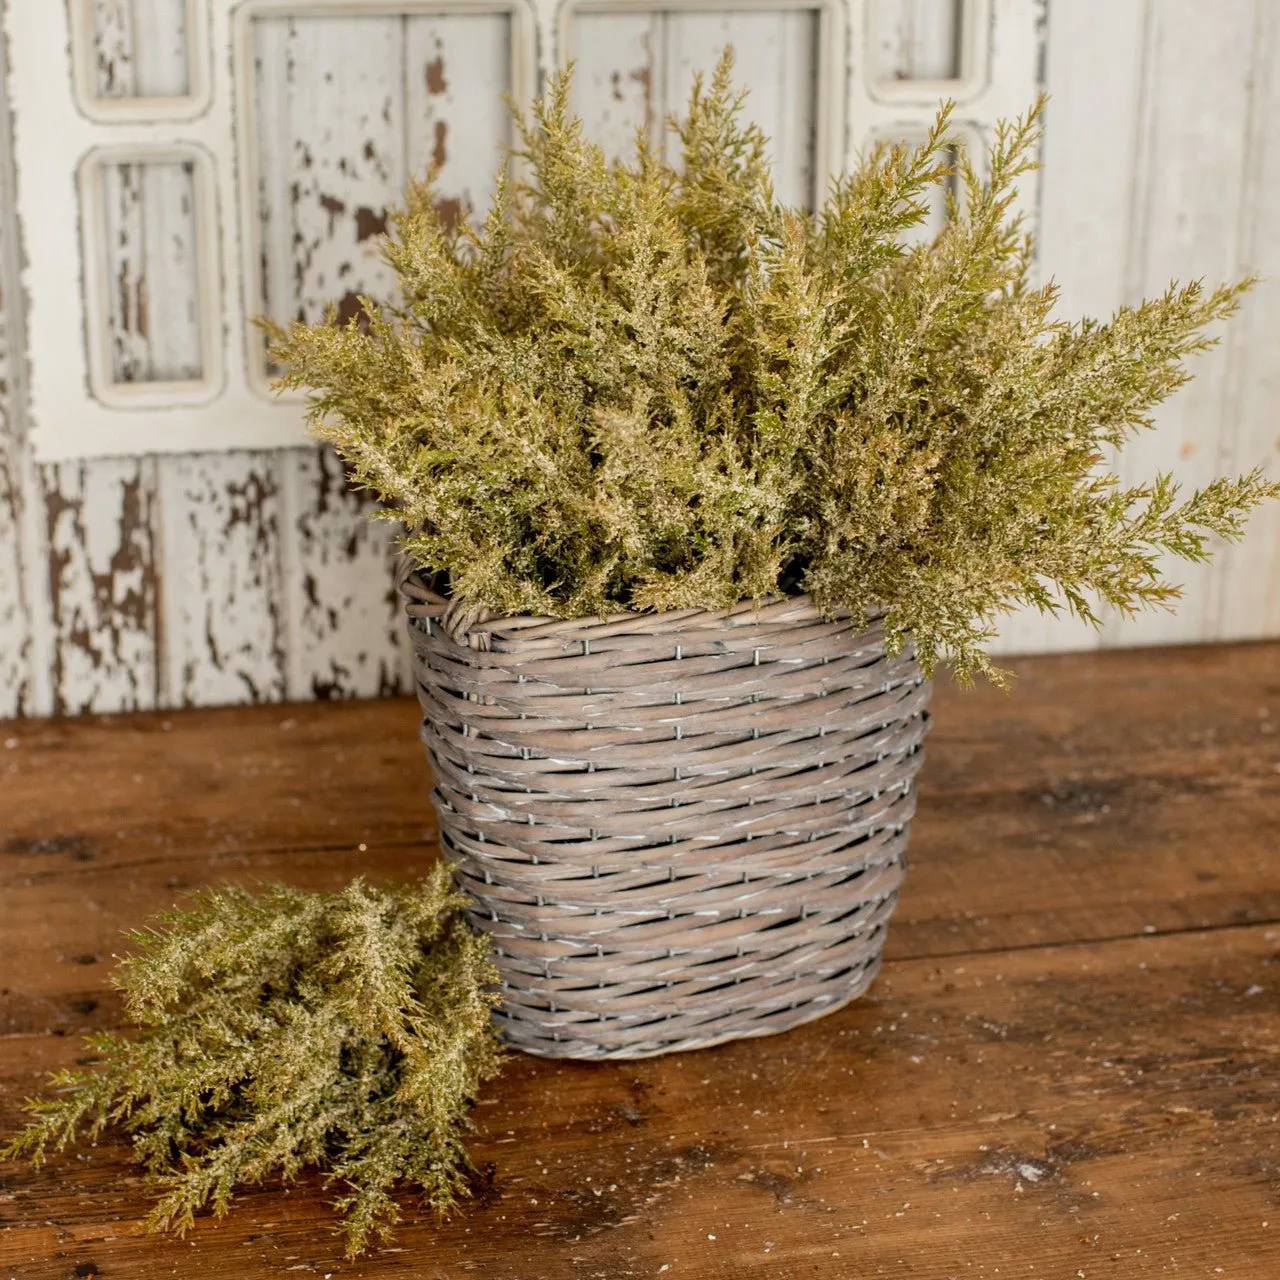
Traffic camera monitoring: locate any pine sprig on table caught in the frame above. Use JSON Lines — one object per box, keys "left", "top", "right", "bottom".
{"left": 2, "top": 866, "right": 503, "bottom": 1258}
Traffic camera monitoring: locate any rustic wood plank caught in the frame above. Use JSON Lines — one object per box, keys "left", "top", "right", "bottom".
{"left": 98, "top": 157, "right": 203, "bottom": 384}
{"left": 2, "top": 922, "right": 1276, "bottom": 1278}
{"left": 897, "top": 642, "right": 1280, "bottom": 958}
{"left": 93, "top": 0, "right": 201, "bottom": 386}
{"left": 1102, "top": 0, "right": 1257, "bottom": 649}
{"left": 989, "top": 0, "right": 1145, "bottom": 659}
{"left": 21, "top": 0, "right": 178, "bottom": 718}
{"left": 1035, "top": 0, "right": 1146, "bottom": 325}
{"left": 88, "top": 0, "right": 135, "bottom": 99}
{"left": 1215, "top": 1, "right": 1280, "bottom": 641}
{"left": 1, "top": 643, "right": 1276, "bottom": 1033}
{"left": 133, "top": 157, "right": 203, "bottom": 382}
{"left": 90, "top": 0, "right": 189, "bottom": 99}
{"left": 0, "top": 192, "right": 31, "bottom": 718}
{"left": 38, "top": 459, "right": 161, "bottom": 715}
{"left": 0, "top": 16, "right": 39, "bottom": 721}
{"left": 2, "top": 0, "right": 1278, "bottom": 729}
{"left": 403, "top": 11, "right": 511, "bottom": 222}
{"left": 125, "top": 0, "right": 188, "bottom": 98}
{"left": 0, "top": 696, "right": 429, "bottom": 878}
{"left": 2, "top": 646, "right": 1277, "bottom": 1276}
{"left": 281, "top": 446, "right": 405, "bottom": 702}
{"left": 772, "top": 10, "right": 820, "bottom": 210}
{"left": 156, "top": 452, "right": 287, "bottom": 706}
{"left": 567, "top": 12, "right": 661, "bottom": 161}
{"left": 256, "top": 11, "right": 511, "bottom": 700}
{"left": 0, "top": 373, "right": 28, "bottom": 718}
{"left": 115, "top": 1, "right": 290, "bottom": 715}
{"left": 98, "top": 157, "right": 150, "bottom": 384}
{"left": 252, "top": 10, "right": 404, "bottom": 336}
{"left": 252, "top": 7, "right": 513, "bottom": 335}
{"left": 868, "top": 0, "right": 963, "bottom": 83}
{"left": 568, "top": 7, "right": 818, "bottom": 209}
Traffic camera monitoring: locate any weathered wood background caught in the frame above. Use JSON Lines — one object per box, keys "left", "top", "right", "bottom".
{"left": 0, "top": 0, "right": 1277, "bottom": 718}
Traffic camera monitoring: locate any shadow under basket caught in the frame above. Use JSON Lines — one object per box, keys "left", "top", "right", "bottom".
{"left": 400, "top": 567, "right": 931, "bottom": 1060}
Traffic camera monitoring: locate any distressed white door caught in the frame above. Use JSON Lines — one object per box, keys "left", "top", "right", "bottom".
{"left": 3, "top": 0, "right": 536, "bottom": 460}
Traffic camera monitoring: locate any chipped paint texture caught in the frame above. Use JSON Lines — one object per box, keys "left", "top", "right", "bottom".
{"left": 1, "top": 1, "right": 1278, "bottom": 717}
{"left": 0, "top": 238, "right": 30, "bottom": 716}
{"left": 90, "top": 0, "right": 190, "bottom": 100}
{"left": 251, "top": 10, "right": 509, "bottom": 349}
{"left": 158, "top": 453, "right": 287, "bottom": 706}
{"left": 867, "top": 0, "right": 963, "bottom": 83}
{"left": 286, "top": 447, "right": 405, "bottom": 702}
{"left": 99, "top": 158, "right": 204, "bottom": 383}
{"left": 41, "top": 459, "right": 161, "bottom": 713}
{"left": 569, "top": 8, "right": 819, "bottom": 209}
{"left": 0, "top": 5, "right": 513, "bottom": 716}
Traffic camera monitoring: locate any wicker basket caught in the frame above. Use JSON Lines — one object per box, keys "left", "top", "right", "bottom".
{"left": 400, "top": 566, "right": 931, "bottom": 1060}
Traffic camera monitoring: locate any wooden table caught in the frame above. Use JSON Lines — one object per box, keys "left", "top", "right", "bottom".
{"left": 2, "top": 644, "right": 1278, "bottom": 1279}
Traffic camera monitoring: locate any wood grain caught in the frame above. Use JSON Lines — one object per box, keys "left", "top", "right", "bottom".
{"left": 867, "top": 0, "right": 963, "bottom": 83}
{"left": 0, "top": 431, "right": 26, "bottom": 715}
{"left": 567, "top": 8, "right": 819, "bottom": 209}
{"left": 1103, "top": 0, "right": 1263, "bottom": 649}
{"left": 156, "top": 451, "right": 287, "bottom": 706}
{"left": 89, "top": 0, "right": 134, "bottom": 100}
{"left": 283, "top": 446, "right": 405, "bottom": 703}
{"left": 1, "top": 644, "right": 1278, "bottom": 1277}
{"left": 250, "top": 9, "right": 510, "bottom": 342}
{"left": 1, "top": 643, "right": 1276, "bottom": 1027}
{"left": 1216, "top": 0, "right": 1280, "bottom": 640}
{"left": 92, "top": 0, "right": 202, "bottom": 385}
{"left": 402, "top": 13, "right": 510, "bottom": 228}
{"left": 98, "top": 157, "right": 203, "bottom": 385}
{"left": 252, "top": 11, "right": 405, "bottom": 339}
{"left": 9, "top": 7, "right": 168, "bottom": 717}
{"left": 0, "top": 221, "right": 31, "bottom": 717}
{"left": 90, "top": 0, "right": 189, "bottom": 100}
{"left": 245, "top": 10, "right": 517, "bottom": 705}
{"left": 40, "top": 459, "right": 161, "bottom": 715}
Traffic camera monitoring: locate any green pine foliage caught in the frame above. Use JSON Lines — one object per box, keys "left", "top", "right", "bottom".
{"left": 3, "top": 868, "right": 503, "bottom": 1258}
{"left": 269, "top": 53, "right": 1277, "bottom": 682}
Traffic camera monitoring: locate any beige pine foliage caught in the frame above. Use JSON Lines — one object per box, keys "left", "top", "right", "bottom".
{"left": 269, "top": 53, "right": 1277, "bottom": 682}
{"left": 3, "top": 868, "right": 503, "bottom": 1258}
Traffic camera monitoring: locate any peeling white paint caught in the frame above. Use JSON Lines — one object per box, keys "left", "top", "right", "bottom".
{"left": 284, "top": 446, "right": 405, "bottom": 702}
{"left": 158, "top": 452, "right": 287, "bottom": 706}
{"left": 41, "top": 457, "right": 161, "bottom": 714}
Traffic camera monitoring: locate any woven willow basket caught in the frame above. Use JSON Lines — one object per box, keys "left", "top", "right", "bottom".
{"left": 400, "top": 566, "right": 931, "bottom": 1060}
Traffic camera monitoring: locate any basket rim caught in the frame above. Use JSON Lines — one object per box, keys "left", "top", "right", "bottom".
{"left": 395, "top": 559, "right": 872, "bottom": 650}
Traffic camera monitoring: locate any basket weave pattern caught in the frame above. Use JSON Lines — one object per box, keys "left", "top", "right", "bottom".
{"left": 402, "top": 570, "right": 931, "bottom": 1059}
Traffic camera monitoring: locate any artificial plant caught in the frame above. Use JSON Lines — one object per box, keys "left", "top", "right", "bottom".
{"left": 270, "top": 53, "right": 1276, "bottom": 683}
{"left": 3, "top": 869, "right": 502, "bottom": 1257}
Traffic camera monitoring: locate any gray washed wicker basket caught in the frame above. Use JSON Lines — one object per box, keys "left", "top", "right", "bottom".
{"left": 400, "top": 565, "right": 931, "bottom": 1060}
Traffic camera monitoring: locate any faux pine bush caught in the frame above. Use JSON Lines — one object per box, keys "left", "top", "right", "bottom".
{"left": 270, "top": 54, "right": 1277, "bottom": 682}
